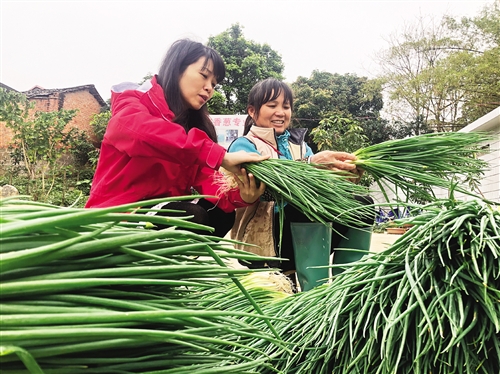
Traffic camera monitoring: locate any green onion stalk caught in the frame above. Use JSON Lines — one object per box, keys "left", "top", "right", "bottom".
{"left": 195, "top": 198, "right": 500, "bottom": 373}
{"left": 352, "top": 131, "right": 496, "bottom": 204}
{"left": 0, "top": 197, "right": 287, "bottom": 374}
{"left": 242, "top": 158, "right": 375, "bottom": 235}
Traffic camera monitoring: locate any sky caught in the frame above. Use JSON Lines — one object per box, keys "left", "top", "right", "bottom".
{"left": 0, "top": 0, "right": 494, "bottom": 101}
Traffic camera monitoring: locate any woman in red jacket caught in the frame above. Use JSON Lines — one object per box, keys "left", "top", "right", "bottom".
{"left": 86, "top": 39, "right": 267, "bottom": 237}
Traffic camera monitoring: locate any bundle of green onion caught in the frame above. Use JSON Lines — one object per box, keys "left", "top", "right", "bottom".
{"left": 0, "top": 196, "right": 284, "bottom": 374}
{"left": 243, "top": 158, "right": 374, "bottom": 229}
{"left": 191, "top": 198, "right": 500, "bottom": 373}
{"left": 353, "top": 131, "right": 495, "bottom": 202}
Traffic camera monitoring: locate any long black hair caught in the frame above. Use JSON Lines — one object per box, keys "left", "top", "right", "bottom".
{"left": 157, "top": 39, "right": 225, "bottom": 142}
{"left": 244, "top": 78, "right": 294, "bottom": 135}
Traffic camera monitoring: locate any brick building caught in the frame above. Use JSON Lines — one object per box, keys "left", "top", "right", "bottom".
{"left": 0, "top": 83, "right": 107, "bottom": 162}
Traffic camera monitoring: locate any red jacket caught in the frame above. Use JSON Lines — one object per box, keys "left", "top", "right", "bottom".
{"left": 85, "top": 76, "right": 247, "bottom": 212}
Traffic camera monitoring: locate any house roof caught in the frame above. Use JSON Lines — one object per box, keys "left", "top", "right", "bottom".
{"left": 0, "top": 82, "right": 19, "bottom": 92}
{"left": 23, "top": 84, "right": 107, "bottom": 107}
{"left": 460, "top": 106, "right": 500, "bottom": 133}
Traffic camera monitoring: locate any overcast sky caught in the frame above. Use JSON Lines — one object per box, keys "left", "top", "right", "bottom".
{"left": 1, "top": 0, "right": 493, "bottom": 101}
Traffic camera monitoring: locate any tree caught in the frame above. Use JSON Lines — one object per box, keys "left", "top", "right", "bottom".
{"left": 442, "top": 0, "right": 500, "bottom": 122}
{"left": 208, "top": 23, "right": 285, "bottom": 114}
{"left": 360, "top": 117, "right": 395, "bottom": 144}
{"left": 11, "top": 110, "right": 78, "bottom": 197}
{"left": 377, "top": 1, "right": 500, "bottom": 131}
{"left": 291, "top": 70, "right": 389, "bottom": 148}
{"left": 377, "top": 15, "right": 462, "bottom": 132}
{"left": 206, "top": 91, "right": 228, "bottom": 115}
{"left": 310, "top": 114, "right": 369, "bottom": 154}
{"left": 310, "top": 113, "right": 374, "bottom": 187}
{"left": 389, "top": 115, "right": 434, "bottom": 139}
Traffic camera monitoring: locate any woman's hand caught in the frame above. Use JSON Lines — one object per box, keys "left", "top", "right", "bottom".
{"left": 310, "top": 151, "right": 356, "bottom": 171}
{"left": 221, "top": 151, "right": 269, "bottom": 175}
{"left": 310, "top": 150, "right": 364, "bottom": 183}
{"left": 233, "top": 168, "right": 266, "bottom": 204}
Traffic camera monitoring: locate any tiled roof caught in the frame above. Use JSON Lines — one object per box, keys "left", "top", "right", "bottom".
{"left": 0, "top": 82, "right": 19, "bottom": 92}
{"left": 23, "top": 84, "right": 106, "bottom": 107}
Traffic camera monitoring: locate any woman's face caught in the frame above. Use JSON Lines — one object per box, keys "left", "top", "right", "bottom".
{"left": 179, "top": 57, "right": 217, "bottom": 110}
{"left": 248, "top": 91, "right": 291, "bottom": 136}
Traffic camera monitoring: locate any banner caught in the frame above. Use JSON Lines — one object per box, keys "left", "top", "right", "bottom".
{"left": 210, "top": 115, "right": 246, "bottom": 149}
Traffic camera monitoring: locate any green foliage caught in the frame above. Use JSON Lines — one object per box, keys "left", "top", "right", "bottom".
{"left": 5, "top": 103, "right": 78, "bottom": 197}
{"left": 89, "top": 110, "right": 111, "bottom": 146}
{"left": 139, "top": 72, "right": 154, "bottom": 85}
{"left": 0, "top": 87, "right": 96, "bottom": 206}
{"left": 207, "top": 91, "right": 231, "bottom": 114}
{"left": 293, "top": 71, "right": 384, "bottom": 122}
{"left": 372, "top": 221, "right": 390, "bottom": 233}
{"left": 378, "top": 0, "right": 500, "bottom": 131}
{"left": 291, "top": 71, "right": 389, "bottom": 148}
{"left": 377, "top": 17, "right": 464, "bottom": 132}
{"left": 390, "top": 115, "right": 434, "bottom": 138}
{"left": 67, "top": 129, "right": 100, "bottom": 168}
{"left": 0, "top": 88, "right": 32, "bottom": 124}
{"left": 359, "top": 117, "right": 394, "bottom": 144}
{"left": 208, "top": 23, "right": 285, "bottom": 114}
{"left": 10, "top": 110, "right": 77, "bottom": 163}
{"left": 311, "top": 114, "right": 369, "bottom": 154}
{"left": 442, "top": 1, "right": 500, "bottom": 122}
{"left": 0, "top": 170, "right": 91, "bottom": 208}
{"left": 310, "top": 114, "right": 373, "bottom": 187}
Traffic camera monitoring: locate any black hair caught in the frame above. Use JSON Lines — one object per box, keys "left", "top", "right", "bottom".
{"left": 243, "top": 78, "right": 294, "bottom": 135}
{"left": 156, "top": 39, "right": 226, "bottom": 142}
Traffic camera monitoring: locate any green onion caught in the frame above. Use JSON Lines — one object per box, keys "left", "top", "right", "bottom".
{"left": 0, "top": 197, "right": 284, "bottom": 373}
{"left": 353, "top": 131, "right": 495, "bottom": 203}
{"left": 5, "top": 185, "right": 500, "bottom": 372}
{"left": 243, "top": 158, "right": 374, "bottom": 230}
{"left": 201, "top": 198, "right": 500, "bottom": 373}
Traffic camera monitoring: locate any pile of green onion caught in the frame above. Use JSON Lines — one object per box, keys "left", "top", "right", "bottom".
{"left": 3, "top": 195, "right": 500, "bottom": 373}
{"left": 194, "top": 198, "right": 500, "bottom": 373}
{"left": 0, "top": 196, "right": 284, "bottom": 373}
